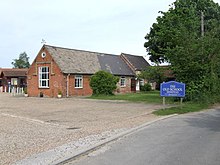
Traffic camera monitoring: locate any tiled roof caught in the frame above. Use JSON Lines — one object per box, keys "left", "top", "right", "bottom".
{"left": 45, "top": 45, "right": 100, "bottom": 74}
{"left": 121, "top": 53, "right": 150, "bottom": 71}
{"left": 98, "top": 54, "right": 135, "bottom": 76}
{"left": 44, "top": 45, "right": 135, "bottom": 76}
{"left": 0, "top": 68, "right": 28, "bottom": 77}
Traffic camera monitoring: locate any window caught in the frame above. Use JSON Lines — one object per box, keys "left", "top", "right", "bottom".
{"left": 139, "top": 79, "right": 144, "bottom": 86}
{"left": 120, "top": 77, "right": 126, "bottom": 87}
{"left": 11, "top": 78, "right": 18, "bottom": 86}
{"left": 39, "top": 66, "right": 49, "bottom": 88}
{"left": 75, "top": 75, "right": 83, "bottom": 88}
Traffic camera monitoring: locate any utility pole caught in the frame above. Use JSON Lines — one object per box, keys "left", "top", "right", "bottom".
{"left": 201, "top": 11, "right": 204, "bottom": 37}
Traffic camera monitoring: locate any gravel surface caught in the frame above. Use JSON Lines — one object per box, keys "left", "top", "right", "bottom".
{"left": 0, "top": 93, "right": 164, "bottom": 165}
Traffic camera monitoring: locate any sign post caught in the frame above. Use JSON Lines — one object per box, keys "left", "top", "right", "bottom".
{"left": 160, "top": 81, "right": 186, "bottom": 109}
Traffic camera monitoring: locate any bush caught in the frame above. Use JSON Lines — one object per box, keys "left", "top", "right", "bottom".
{"left": 140, "top": 83, "right": 152, "bottom": 92}
{"left": 90, "top": 71, "right": 119, "bottom": 95}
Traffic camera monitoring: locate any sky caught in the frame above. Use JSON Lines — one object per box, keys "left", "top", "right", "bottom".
{"left": 0, "top": 0, "right": 220, "bottom": 68}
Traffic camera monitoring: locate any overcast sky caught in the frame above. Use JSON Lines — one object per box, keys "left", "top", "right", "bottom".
{"left": 0, "top": 0, "right": 220, "bottom": 68}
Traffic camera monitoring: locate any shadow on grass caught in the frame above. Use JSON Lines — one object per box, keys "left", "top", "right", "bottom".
{"left": 153, "top": 103, "right": 209, "bottom": 116}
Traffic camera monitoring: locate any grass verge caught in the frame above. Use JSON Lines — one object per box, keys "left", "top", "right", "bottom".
{"left": 89, "top": 91, "right": 211, "bottom": 116}
{"left": 153, "top": 102, "right": 209, "bottom": 116}
{"left": 89, "top": 91, "right": 174, "bottom": 104}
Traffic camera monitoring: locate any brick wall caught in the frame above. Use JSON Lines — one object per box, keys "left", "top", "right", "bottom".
{"left": 116, "top": 76, "right": 132, "bottom": 94}
{"left": 67, "top": 74, "right": 93, "bottom": 96}
{"left": 27, "top": 48, "right": 66, "bottom": 97}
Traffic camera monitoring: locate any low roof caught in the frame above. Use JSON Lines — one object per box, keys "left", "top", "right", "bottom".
{"left": 44, "top": 45, "right": 135, "bottom": 76}
{"left": 0, "top": 68, "right": 28, "bottom": 77}
{"left": 121, "top": 53, "right": 150, "bottom": 71}
{"left": 98, "top": 54, "right": 134, "bottom": 76}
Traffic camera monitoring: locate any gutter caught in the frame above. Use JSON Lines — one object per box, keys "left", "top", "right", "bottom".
{"left": 66, "top": 74, "right": 70, "bottom": 97}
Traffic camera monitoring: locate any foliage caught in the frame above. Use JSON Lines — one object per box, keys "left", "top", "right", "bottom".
{"left": 23, "top": 87, "right": 27, "bottom": 94}
{"left": 12, "top": 52, "right": 30, "bottom": 68}
{"left": 145, "top": 0, "right": 220, "bottom": 64}
{"left": 89, "top": 91, "right": 174, "bottom": 104}
{"left": 140, "top": 83, "right": 152, "bottom": 92}
{"left": 90, "top": 71, "right": 119, "bottom": 95}
{"left": 139, "top": 65, "right": 165, "bottom": 89}
{"left": 58, "top": 90, "right": 62, "bottom": 95}
{"left": 144, "top": 0, "right": 220, "bottom": 102}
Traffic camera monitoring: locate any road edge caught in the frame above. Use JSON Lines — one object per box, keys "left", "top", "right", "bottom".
{"left": 55, "top": 114, "right": 178, "bottom": 165}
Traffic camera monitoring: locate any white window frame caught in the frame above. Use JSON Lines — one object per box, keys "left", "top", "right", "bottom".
{"left": 139, "top": 79, "right": 144, "bottom": 86}
{"left": 120, "top": 77, "right": 126, "bottom": 87}
{"left": 75, "top": 75, "right": 83, "bottom": 88}
{"left": 38, "top": 66, "right": 49, "bottom": 88}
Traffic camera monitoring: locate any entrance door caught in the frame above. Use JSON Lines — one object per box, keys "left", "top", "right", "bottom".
{"left": 131, "top": 79, "right": 136, "bottom": 92}
{"left": 136, "top": 80, "right": 140, "bottom": 91}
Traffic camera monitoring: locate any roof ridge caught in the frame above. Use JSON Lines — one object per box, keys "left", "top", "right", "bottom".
{"left": 121, "top": 52, "right": 144, "bottom": 57}
{"left": 44, "top": 44, "right": 118, "bottom": 56}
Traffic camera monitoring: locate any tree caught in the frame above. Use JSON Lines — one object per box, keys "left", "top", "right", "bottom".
{"left": 144, "top": 0, "right": 220, "bottom": 102}
{"left": 139, "top": 65, "right": 165, "bottom": 90}
{"left": 90, "top": 71, "right": 119, "bottom": 95}
{"left": 145, "top": 0, "right": 220, "bottom": 64}
{"left": 12, "top": 52, "right": 30, "bottom": 68}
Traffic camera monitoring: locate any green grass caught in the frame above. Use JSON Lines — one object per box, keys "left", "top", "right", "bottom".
{"left": 153, "top": 102, "right": 209, "bottom": 116}
{"left": 89, "top": 91, "right": 211, "bottom": 116}
{"left": 89, "top": 91, "right": 174, "bottom": 104}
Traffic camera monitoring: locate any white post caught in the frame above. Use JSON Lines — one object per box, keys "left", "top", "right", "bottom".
{"left": 163, "top": 97, "right": 166, "bottom": 110}
{"left": 180, "top": 98, "right": 183, "bottom": 109}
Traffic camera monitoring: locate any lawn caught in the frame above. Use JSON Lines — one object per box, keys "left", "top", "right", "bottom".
{"left": 89, "top": 91, "right": 210, "bottom": 115}
{"left": 153, "top": 102, "right": 209, "bottom": 116}
{"left": 89, "top": 91, "right": 174, "bottom": 104}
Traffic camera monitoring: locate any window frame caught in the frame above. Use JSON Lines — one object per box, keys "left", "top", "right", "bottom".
{"left": 38, "top": 66, "right": 50, "bottom": 88}
{"left": 139, "top": 79, "right": 144, "bottom": 86}
{"left": 120, "top": 77, "right": 126, "bottom": 87}
{"left": 75, "top": 75, "right": 83, "bottom": 88}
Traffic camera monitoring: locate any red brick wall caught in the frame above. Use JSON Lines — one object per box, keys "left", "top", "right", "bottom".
{"left": 67, "top": 75, "right": 93, "bottom": 96}
{"left": 27, "top": 47, "right": 66, "bottom": 97}
{"left": 116, "top": 76, "right": 132, "bottom": 94}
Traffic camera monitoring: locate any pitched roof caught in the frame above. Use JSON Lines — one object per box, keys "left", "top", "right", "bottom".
{"left": 45, "top": 45, "right": 100, "bottom": 74}
{"left": 44, "top": 45, "right": 135, "bottom": 76}
{"left": 0, "top": 68, "right": 28, "bottom": 77}
{"left": 121, "top": 53, "right": 150, "bottom": 71}
{"left": 98, "top": 54, "right": 134, "bottom": 76}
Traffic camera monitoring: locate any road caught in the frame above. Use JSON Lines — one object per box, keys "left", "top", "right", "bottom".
{"left": 69, "top": 109, "right": 220, "bottom": 165}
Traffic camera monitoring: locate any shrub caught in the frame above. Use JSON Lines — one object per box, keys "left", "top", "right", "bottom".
{"left": 140, "top": 83, "right": 152, "bottom": 92}
{"left": 90, "top": 71, "right": 119, "bottom": 95}
{"left": 58, "top": 90, "right": 62, "bottom": 95}
{"left": 23, "top": 87, "right": 27, "bottom": 94}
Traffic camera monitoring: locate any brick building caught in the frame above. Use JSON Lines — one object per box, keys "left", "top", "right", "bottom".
{"left": 27, "top": 45, "right": 150, "bottom": 97}
{"left": 0, "top": 68, "right": 28, "bottom": 92}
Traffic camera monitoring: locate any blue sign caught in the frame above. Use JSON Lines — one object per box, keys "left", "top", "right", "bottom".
{"left": 160, "top": 81, "right": 185, "bottom": 97}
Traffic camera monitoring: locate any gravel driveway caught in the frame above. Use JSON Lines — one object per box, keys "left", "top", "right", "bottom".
{"left": 0, "top": 93, "right": 163, "bottom": 165}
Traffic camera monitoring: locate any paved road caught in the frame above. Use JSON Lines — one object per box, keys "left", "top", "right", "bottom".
{"left": 70, "top": 109, "right": 220, "bottom": 165}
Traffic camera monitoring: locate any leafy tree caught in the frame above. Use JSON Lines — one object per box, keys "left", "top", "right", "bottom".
{"left": 90, "top": 71, "right": 119, "bottom": 95}
{"left": 139, "top": 65, "right": 165, "bottom": 90}
{"left": 12, "top": 52, "right": 30, "bottom": 68}
{"left": 144, "top": 0, "right": 220, "bottom": 102}
{"left": 145, "top": 0, "right": 220, "bottom": 64}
